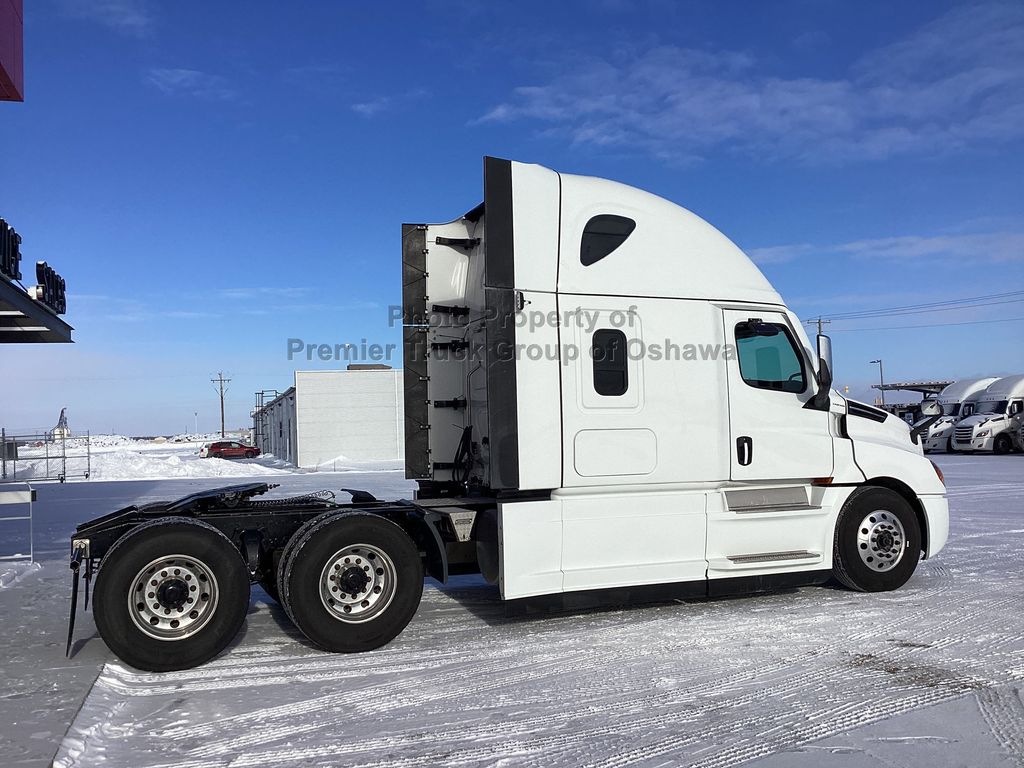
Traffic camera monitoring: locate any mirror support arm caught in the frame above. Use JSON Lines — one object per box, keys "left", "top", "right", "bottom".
{"left": 910, "top": 412, "right": 942, "bottom": 445}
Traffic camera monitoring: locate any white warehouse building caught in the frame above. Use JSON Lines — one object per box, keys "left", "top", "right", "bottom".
{"left": 254, "top": 367, "right": 404, "bottom": 467}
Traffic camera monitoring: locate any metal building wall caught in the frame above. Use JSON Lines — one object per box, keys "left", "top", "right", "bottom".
{"left": 294, "top": 369, "right": 404, "bottom": 466}
{"left": 261, "top": 389, "right": 297, "bottom": 465}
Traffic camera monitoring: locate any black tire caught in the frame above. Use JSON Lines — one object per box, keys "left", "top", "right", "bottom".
{"left": 994, "top": 434, "right": 1013, "bottom": 455}
{"left": 946, "top": 436, "right": 954, "bottom": 453}
{"left": 280, "top": 512, "right": 423, "bottom": 653}
{"left": 93, "top": 517, "right": 251, "bottom": 672}
{"left": 245, "top": 450, "right": 257, "bottom": 459}
{"left": 276, "top": 510, "right": 341, "bottom": 624}
{"left": 832, "top": 487, "right": 921, "bottom": 593}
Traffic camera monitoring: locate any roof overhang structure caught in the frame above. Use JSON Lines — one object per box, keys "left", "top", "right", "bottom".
{"left": 872, "top": 380, "right": 952, "bottom": 396}
{"left": 0, "top": 277, "right": 73, "bottom": 343}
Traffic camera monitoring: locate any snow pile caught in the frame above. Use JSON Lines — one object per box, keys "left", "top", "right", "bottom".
{"left": 167, "top": 432, "right": 240, "bottom": 444}
{"left": 11, "top": 439, "right": 294, "bottom": 482}
{"left": 86, "top": 449, "right": 291, "bottom": 482}
{"left": 6, "top": 434, "right": 402, "bottom": 482}
{"left": 79, "top": 434, "right": 137, "bottom": 449}
{"left": 0, "top": 560, "right": 40, "bottom": 588}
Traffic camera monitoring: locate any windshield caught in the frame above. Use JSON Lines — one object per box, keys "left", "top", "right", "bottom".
{"left": 975, "top": 399, "right": 1008, "bottom": 415}
{"left": 942, "top": 402, "right": 961, "bottom": 417}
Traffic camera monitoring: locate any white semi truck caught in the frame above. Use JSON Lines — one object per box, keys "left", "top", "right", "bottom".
{"left": 920, "top": 377, "right": 997, "bottom": 453}
{"left": 66, "top": 157, "right": 949, "bottom": 671}
{"left": 951, "top": 375, "right": 1024, "bottom": 454}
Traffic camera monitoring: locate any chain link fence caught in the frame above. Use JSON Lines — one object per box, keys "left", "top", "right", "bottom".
{"left": 1, "top": 429, "right": 91, "bottom": 482}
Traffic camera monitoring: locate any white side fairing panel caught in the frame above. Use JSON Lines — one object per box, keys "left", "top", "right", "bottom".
{"left": 510, "top": 162, "right": 560, "bottom": 293}
{"left": 558, "top": 487, "right": 707, "bottom": 591}
{"left": 514, "top": 290, "right": 562, "bottom": 489}
{"left": 498, "top": 499, "right": 563, "bottom": 599}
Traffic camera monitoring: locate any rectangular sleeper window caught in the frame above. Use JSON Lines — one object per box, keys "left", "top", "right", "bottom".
{"left": 592, "top": 328, "right": 628, "bottom": 396}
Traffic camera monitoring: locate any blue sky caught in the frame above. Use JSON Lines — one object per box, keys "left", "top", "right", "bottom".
{"left": 1, "top": 0, "right": 1023, "bottom": 435}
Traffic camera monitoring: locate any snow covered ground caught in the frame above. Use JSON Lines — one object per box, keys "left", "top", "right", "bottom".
{"left": 0, "top": 455, "right": 1021, "bottom": 767}
{"left": 8, "top": 435, "right": 404, "bottom": 482}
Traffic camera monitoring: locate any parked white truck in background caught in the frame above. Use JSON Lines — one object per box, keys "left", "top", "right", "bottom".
{"left": 952, "top": 375, "right": 1024, "bottom": 454}
{"left": 920, "top": 377, "right": 997, "bottom": 453}
{"left": 67, "top": 157, "right": 950, "bottom": 671}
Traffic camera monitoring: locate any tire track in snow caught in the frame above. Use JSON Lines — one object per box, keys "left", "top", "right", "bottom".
{"left": 976, "top": 686, "right": 1024, "bottom": 767}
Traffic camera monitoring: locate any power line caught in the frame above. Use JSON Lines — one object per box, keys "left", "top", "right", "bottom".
{"left": 805, "top": 289, "right": 1024, "bottom": 322}
{"left": 829, "top": 316, "right": 1024, "bottom": 333}
{"left": 824, "top": 297, "right": 1024, "bottom": 321}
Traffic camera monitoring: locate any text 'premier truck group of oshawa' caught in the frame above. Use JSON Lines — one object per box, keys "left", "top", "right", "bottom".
{"left": 66, "top": 157, "right": 949, "bottom": 671}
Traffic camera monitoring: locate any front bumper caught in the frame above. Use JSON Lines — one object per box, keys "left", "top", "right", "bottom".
{"left": 952, "top": 435, "right": 994, "bottom": 452}
{"left": 919, "top": 494, "right": 949, "bottom": 558}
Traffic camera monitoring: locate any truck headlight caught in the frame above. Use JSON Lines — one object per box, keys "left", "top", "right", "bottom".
{"left": 976, "top": 430, "right": 990, "bottom": 438}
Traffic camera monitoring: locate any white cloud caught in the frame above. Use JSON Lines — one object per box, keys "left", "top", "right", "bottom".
{"left": 58, "top": 0, "right": 154, "bottom": 36}
{"left": 752, "top": 230, "right": 1024, "bottom": 266}
{"left": 146, "top": 69, "right": 236, "bottom": 101}
{"left": 836, "top": 232, "right": 1024, "bottom": 263}
{"left": 478, "top": 1, "right": 1024, "bottom": 163}
{"left": 217, "top": 287, "right": 312, "bottom": 301}
{"left": 352, "top": 88, "right": 429, "bottom": 118}
{"left": 747, "top": 243, "right": 815, "bottom": 265}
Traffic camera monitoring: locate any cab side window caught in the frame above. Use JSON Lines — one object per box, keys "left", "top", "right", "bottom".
{"left": 734, "top": 323, "right": 806, "bottom": 393}
{"left": 1011, "top": 401, "right": 1023, "bottom": 416}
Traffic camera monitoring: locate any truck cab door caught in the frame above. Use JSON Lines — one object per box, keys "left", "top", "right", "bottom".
{"left": 721, "top": 309, "right": 833, "bottom": 481}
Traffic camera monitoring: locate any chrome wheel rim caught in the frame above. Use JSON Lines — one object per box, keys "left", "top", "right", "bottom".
{"left": 319, "top": 544, "right": 396, "bottom": 623}
{"left": 857, "top": 510, "right": 906, "bottom": 572}
{"left": 128, "top": 555, "right": 219, "bottom": 641}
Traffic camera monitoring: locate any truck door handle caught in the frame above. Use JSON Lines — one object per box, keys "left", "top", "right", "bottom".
{"left": 736, "top": 436, "right": 753, "bottom": 466}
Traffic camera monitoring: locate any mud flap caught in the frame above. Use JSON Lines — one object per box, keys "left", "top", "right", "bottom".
{"left": 65, "top": 551, "right": 82, "bottom": 656}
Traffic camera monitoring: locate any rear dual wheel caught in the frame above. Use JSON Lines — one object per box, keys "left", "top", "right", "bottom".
{"left": 93, "top": 518, "right": 250, "bottom": 672}
{"left": 279, "top": 512, "right": 423, "bottom": 653}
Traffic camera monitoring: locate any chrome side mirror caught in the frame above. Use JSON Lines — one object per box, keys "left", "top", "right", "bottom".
{"left": 911, "top": 398, "right": 943, "bottom": 445}
{"left": 804, "top": 334, "right": 833, "bottom": 411}
{"left": 816, "top": 334, "right": 833, "bottom": 389}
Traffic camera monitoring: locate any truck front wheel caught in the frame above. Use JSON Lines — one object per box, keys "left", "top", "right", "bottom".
{"left": 92, "top": 517, "right": 251, "bottom": 671}
{"left": 994, "top": 434, "right": 1013, "bottom": 454}
{"left": 280, "top": 512, "right": 423, "bottom": 653}
{"left": 832, "top": 487, "right": 921, "bottom": 593}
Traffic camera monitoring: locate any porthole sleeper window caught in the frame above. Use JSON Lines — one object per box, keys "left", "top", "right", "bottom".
{"left": 580, "top": 215, "right": 636, "bottom": 266}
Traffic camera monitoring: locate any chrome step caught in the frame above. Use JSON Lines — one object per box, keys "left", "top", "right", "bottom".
{"left": 729, "top": 503, "right": 822, "bottom": 514}
{"left": 727, "top": 550, "right": 820, "bottom": 564}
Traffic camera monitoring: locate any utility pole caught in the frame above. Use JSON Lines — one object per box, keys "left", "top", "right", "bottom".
{"left": 211, "top": 373, "right": 231, "bottom": 437}
{"left": 802, "top": 317, "right": 827, "bottom": 335}
{"left": 194, "top": 412, "right": 198, "bottom": 435}
{"left": 870, "top": 359, "right": 885, "bottom": 405}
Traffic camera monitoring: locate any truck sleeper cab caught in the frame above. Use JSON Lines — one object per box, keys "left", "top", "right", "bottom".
{"left": 919, "top": 377, "right": 997, "bottom": 453}
{"left": 951, "top": 375, "right": 1024, "bottom": 454}
{"left": 67, "top": 157, "right": 949, "bottom": 671}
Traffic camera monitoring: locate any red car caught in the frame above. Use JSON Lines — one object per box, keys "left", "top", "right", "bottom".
{"left": 200, "top": 441, "right": 260, "bottom": 459}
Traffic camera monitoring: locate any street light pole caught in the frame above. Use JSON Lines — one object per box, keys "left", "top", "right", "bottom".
{"left": 870, "top": 359, "right": 885, "bottom": 405}
{"left": 194, "top": 412, "right": 198, "bottom": 435}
